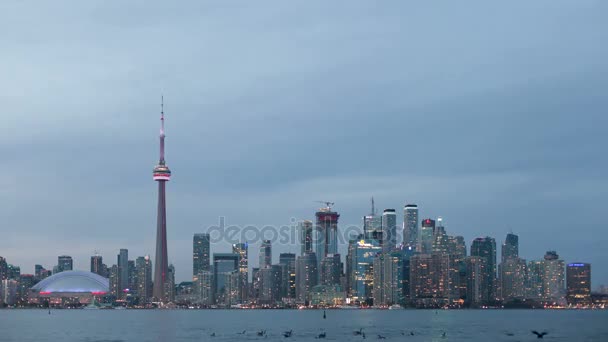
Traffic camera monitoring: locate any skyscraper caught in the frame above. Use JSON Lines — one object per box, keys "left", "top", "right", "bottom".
{"left": 526, "top": 260, "right": 544, "bottom": 299}
{"left": 0, "top": 257, "right": 7, "bottom": 280}
{"left": 542, "top": 251, "right": 565, "bottom": 302}
{"left": 499, "top": 233, "right": 525, "bottom": 301}
{"left": 90, "top": 254, "right": 103, "bottom": 276}
{"left": 315, "top": 204, "right": 339, "bottom": 269}
{"left": 298, "top": 220, "right": 313, "bottom": 256}
{"left": 419, "top": 219, "right": 435, "bottom": 254}
{"left": 320, "top": 254, "right": 341, "bottom": 286}
{"left": 259, "top": 264, "right": 282, "bottom": 304}
{"left": 409, "top": 253, "right": 450, "bottom": 305}
{"left": 259, "top": 240, "right": 272, "bottom": 269}
{"left": 232, "top": 243, "right": 249, "bottom": 302}
{"left": 431, "top": 219, "right": 449, "bottom": 254}
{"left": 381, "top": 209, "right": 397, "bottom": 252}
{"left": 57, "top": 255, "right": 73, "bottom": 273}
{"left": 470, "top": 237, "right": 497, "bottom": 303}
{"left": 295, "top": 252, "right": 318, "bottom": 303}
{"left": 118, "top": 249, "right": 129, "bottom": 297}
{"left": 213, "top": 253, "right": 240, "bottom": 305}
{"left": 279, "top": 253, "right": 296, "bottom": 299}
{"left": 193, "top": 233, "right": 211, "bottom": 284}
{"left": 465, "top": 256, "right": 486, "bottom": 306}
{"left": 136, "top": 256, "right": 153, "bottom": 304}
{"left": 346, "top": 237, "right": 381, "bottom": 304}
{"left": 403, "top": 204, "right": 418, "bottom": 249}
{"left": 373, "top": 251, "right": 403, "bottom": 306}
{"left": 363, "top": 197, "right": 382, "bottom": 242}
{"left": 501, "top": 233, "right": 519, "bottom": 262}
{"left": 153, "top": 99, "right": 172, "bottom": 302}
{"left": 566, "top": 263, "right": 591, "bottom": 306}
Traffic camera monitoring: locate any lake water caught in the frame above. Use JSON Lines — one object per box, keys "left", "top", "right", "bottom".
{"left": 0, "top": 309, "right": 607, "bottom": 341}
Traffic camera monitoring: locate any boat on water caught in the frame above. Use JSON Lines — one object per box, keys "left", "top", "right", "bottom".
{"left": 388, "top": 304, "right": 404, "bottom": 310}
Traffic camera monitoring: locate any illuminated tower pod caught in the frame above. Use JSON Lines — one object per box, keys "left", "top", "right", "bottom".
{"left": 153, "top": 98, "right": 172, "bottom": 302}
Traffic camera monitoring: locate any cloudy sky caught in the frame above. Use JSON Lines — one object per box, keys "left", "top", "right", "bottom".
{"left": 1, "top": 1, "right": 607, "bottom": 285}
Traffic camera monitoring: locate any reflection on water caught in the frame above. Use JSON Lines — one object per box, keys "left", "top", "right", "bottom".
{"left": 1, "top": 309, "right": 607, "bottom": 342}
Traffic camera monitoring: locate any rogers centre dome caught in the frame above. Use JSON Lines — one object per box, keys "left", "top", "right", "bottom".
{"left": 31, "top": 271, "right": 109, "bottom": 301}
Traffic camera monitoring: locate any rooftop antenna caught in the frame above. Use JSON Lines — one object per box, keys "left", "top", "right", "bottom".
{"left": 371, "top": 196, "right": 376, "bottom": 216}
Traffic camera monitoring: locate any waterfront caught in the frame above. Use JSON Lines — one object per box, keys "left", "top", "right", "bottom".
{"left": 1, "top": 309, "right": 607, "bottom": 341}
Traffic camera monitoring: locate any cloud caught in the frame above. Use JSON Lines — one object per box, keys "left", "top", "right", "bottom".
{"left": 0, "top": 0, "right": 607, "bottom": 286}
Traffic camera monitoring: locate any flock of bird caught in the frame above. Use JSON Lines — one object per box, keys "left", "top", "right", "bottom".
{"left": 207, "top": 312, "right": 550, "bottom": 340}
{"left": 206, "top": 328, "right": 550, "bottom": 339}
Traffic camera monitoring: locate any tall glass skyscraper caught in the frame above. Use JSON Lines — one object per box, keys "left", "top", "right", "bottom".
{"left": 298, "top": 220, "right": 313, "bottom": 256}
{"left": 346, "top": 237, "right": 381, "bottom": 304}
{"left": 381, "top": 209, "right": 397, "bottom": 252}
{"left": 213, "top": 253, "right": 240, "bottom": 305}
{"left": 363, "top": 197, "right": 381, "bottom": 242}
{"left": 419, "top": 219, "right": 435, "bottom": 254}
{"left": 296, "top": 252, "right": 318, "bottom": 303}
{"left": 403, "top": 204, "right": 418, "bottom": 249}
{"left": 232, "top": 242, "right": 249, "bottom": 302}
{"left": 193, "top": 234, "right": 211, "bottom": 279}
{"left": 117, "top": 249, "right": 129, "bottom": 298}
{"left": 566, "top": 263, "right": 591, "bottom": 306}
{"left": 470, "top": 237, "right": 497, "bottom": 303}
{"left": 259, "top": 240, "right": 272, "bottom": 269}
{"left": 501, "top": 233, "right": 519, "bottom": 262}
{"left": 279, "top": 253, "right": 296, "bottom": 299}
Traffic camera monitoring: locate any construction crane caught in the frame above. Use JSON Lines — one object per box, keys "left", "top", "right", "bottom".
{"left": 315, "top": 201, "right": 335, "bottom": 210}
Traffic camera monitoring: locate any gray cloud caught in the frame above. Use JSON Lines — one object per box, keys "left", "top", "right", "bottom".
{"left": 1, "top": 0, "right": 607, "bottom": 286}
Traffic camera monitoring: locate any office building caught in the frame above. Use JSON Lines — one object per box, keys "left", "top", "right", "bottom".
{"left": 373, "top": 251, "right": 403, "bottom": 306}
{"left": 470, "top": 237, "right": 497, "bottom": 303}
{"left": 118, "top": 249, "right": 129, "bottom": 297}
{"left": 381, "top": 209, "right": 397, "bottom": 252}
{"left": 232, "top": 243, "right": 249, "bottom": 302}
{"left": 403, "top": 204, "right": 419, "bottom": 249}
{"left": 526, "top": 260, "right": 544, "bottom": 300}
{"left": 90, "top": 255, "right": 104, "bottom": 277}
{"left": 320, "top": 254, "right": 341, "bottom": 286}
{"left": 193, "top": 233, "right": 211, "bottom": 279}
{"left": 213, "top": 253, "right": 239, "bottom": 305}
{"left": 295, "top": 252, "right": 318, "bottom": 303}
{"left": 259, "top": 240, "right": 272, "bottom": 269}
{"left": 419, "top": 219, "right": 435, "bottom": 254}
{"left": 363, "top": 197, "right": 382, "bottom": 242}
{"left": 542, "top": 251, "right": 565, "bottom": 302}
{"left": 57, "top": 255, "right": 73, "bottom": 273}
{"left": 136, "top": 256, "right": 153, "bottom": 303}
{"left": 279, "top": 253, "right": 296, "bottom": 299}
{"left": 346, "top": 237, "right": 381, "bottom": 304}
{"left": 298, "top": 220, "right": 313, "bottom": 256}
{"left": 259, "top": 264, "right": 282, "bottom": 304}
{"left": 566, "top": 263, "right": 591, "bottom": 306}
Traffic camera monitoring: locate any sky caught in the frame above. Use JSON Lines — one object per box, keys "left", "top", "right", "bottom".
{"left": 1, "top": 0, "right": 607, "bottom": 286}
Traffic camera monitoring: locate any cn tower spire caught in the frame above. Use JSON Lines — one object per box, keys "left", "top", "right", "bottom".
{"left": 160, "top": 96, "right": 166, "bottom": 164}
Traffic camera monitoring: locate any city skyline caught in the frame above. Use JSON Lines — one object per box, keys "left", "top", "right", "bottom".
{"left": 1, "top": 0, "right": 607, "bottom": 287}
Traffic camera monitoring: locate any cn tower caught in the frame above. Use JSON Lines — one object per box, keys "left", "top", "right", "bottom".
{"left": 152, "top": 97, "right": 171, "bottom": 302}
